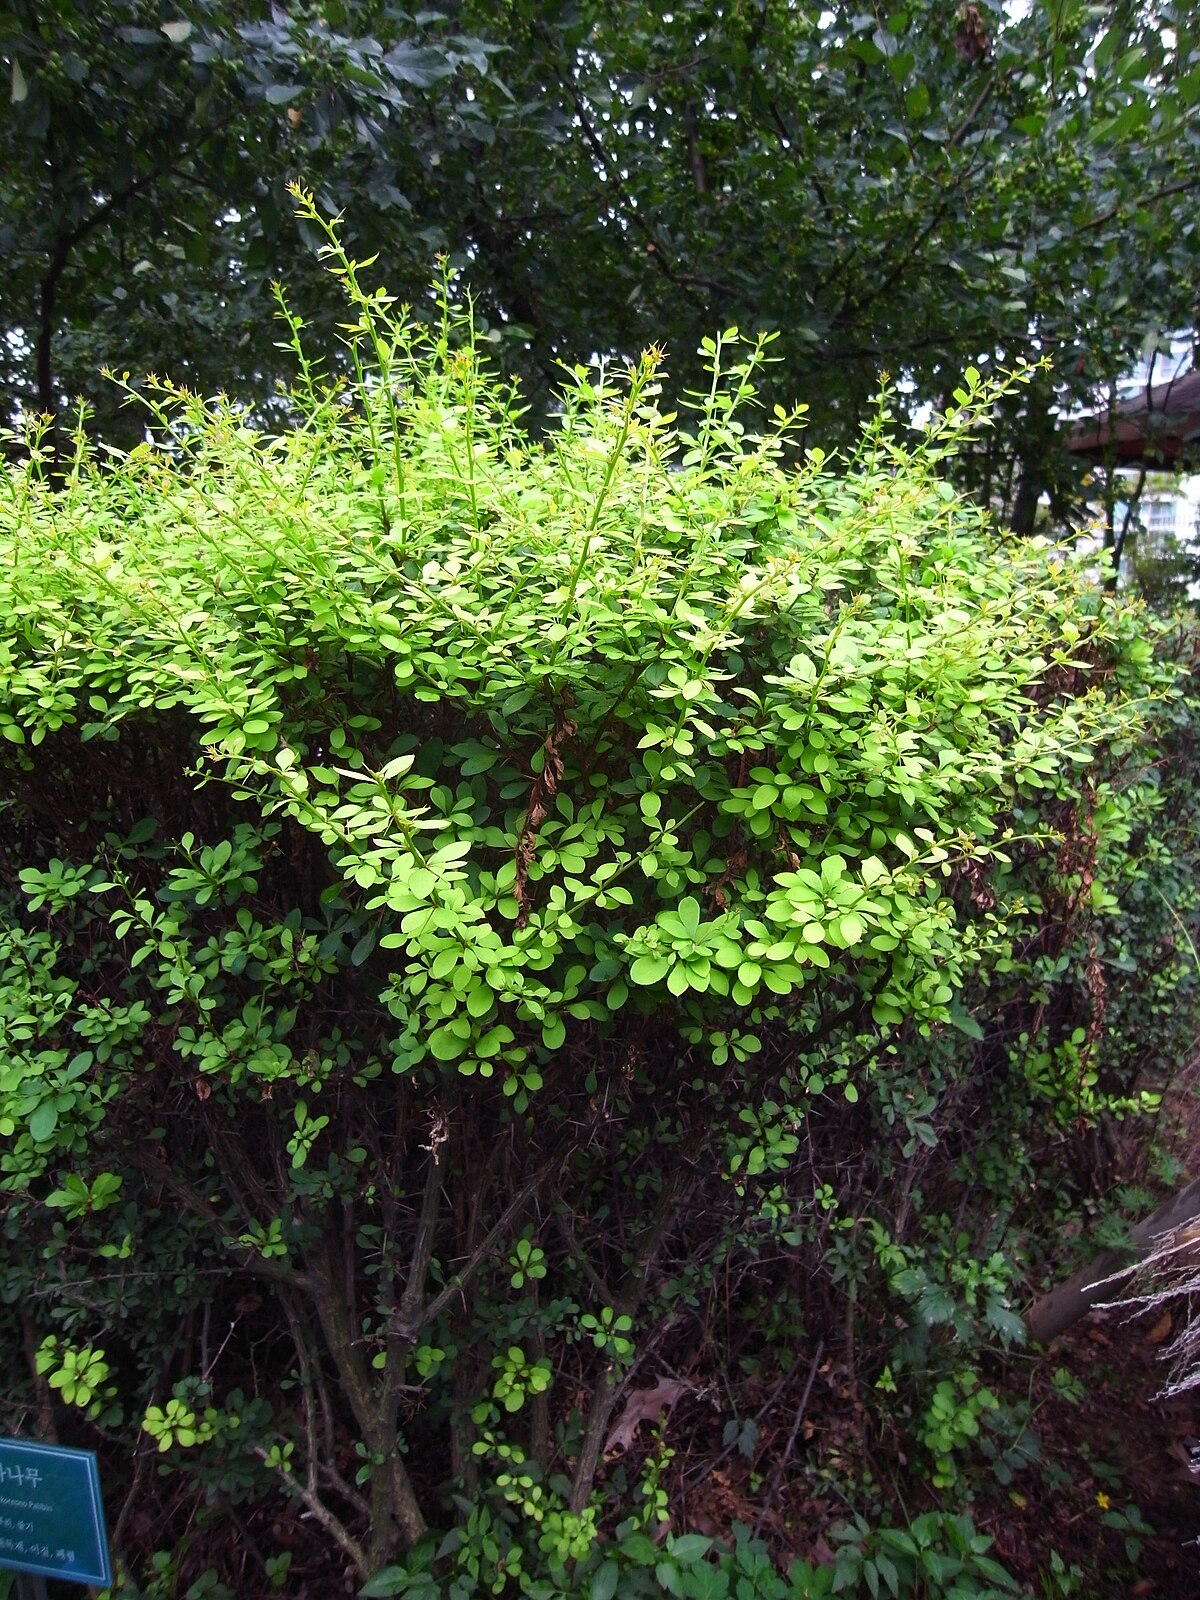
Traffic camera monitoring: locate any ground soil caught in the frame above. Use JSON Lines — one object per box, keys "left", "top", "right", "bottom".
{"left": 676, "top": 1310, "right": 1200, "bottom": 1598}
{"left": 994, "top": 1305, "right": 1200, "bottom": 1597}
{"left": 968, "top": 1055, "right": 1200, "bottom": 1597}
{"left": 965, "top": 1053, "right": 1200, "bottom": 1597}
{"left": 682, "top": 1056, "right": 1200, "bottom": 1597}
{"left": 952, "top": 1052, "right": 1200, "bottom": 1597}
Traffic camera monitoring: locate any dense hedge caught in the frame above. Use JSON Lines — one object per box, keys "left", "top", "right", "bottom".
{"left": 1, "top": 204, "right": 1197, "bottom": 1598}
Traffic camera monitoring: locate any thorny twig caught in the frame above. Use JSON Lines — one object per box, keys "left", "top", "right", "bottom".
{"left": 752, "top": 1340, "right": 824, "bottom": 1537}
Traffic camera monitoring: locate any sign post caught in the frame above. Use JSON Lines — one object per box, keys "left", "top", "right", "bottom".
{"left": 0, "top": 1436, "right": 112, "bottom": 1590}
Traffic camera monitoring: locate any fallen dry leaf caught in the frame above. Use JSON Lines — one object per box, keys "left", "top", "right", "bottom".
{"left": 603, "top": 1377, "right": 691, "bottom": 1455}
{"left": 1144, "top": 1311, "right": 1173, "bottom": 1345}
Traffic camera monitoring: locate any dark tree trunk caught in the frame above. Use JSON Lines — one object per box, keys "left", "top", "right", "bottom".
{"left": 1025, "top": 1176, "right": 1200, "bottom": 1345}
{"left": 1009, "top": 460, "right": 1043, "bottom": 536}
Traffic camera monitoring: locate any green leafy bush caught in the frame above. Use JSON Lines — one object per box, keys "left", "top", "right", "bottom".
{"left": 828, "top": 1511, "right": 1019, "bottom": 1600}
{"left": 362, "top": 1513, "right": 1019, "bottom": 1599}
{"left": 1, "top": 198, "right": 1195, "bottom": 1595}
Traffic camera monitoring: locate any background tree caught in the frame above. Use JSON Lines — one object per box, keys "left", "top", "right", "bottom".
{"left": 2, "top": 1, "right": 1198, "bottom": 525}
{"left": 0, "top": 0, "right": 507, "bottom": 446}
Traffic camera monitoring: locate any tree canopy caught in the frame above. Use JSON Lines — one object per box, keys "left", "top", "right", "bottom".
{"left": 3, "top": 0, "right": 1198, "bottom": 531}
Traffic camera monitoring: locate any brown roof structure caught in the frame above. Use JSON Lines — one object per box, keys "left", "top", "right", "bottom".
{"left": 1067, "top": 368, "right": 1200, "bottom": 466}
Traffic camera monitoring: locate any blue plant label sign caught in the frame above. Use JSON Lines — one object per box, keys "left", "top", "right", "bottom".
{"left": 0, "top": 1436, "right": 112, "bottom": 1587}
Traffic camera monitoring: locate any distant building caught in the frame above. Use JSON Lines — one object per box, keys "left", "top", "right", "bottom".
{"left": 1135, "top": 480, "right": 1200, "bottom": 556}
{"left": 1065, "top": 357, "right": 1200, "bottom": 602}
{"left": 1068, "top": 367, "right": 1200, "bottom": 469}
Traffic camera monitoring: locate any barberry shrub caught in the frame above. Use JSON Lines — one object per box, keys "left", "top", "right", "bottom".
{"left": 0, "top": 197, "right": 1193, "bottom": 1595}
